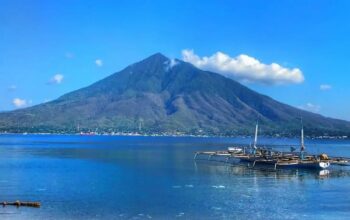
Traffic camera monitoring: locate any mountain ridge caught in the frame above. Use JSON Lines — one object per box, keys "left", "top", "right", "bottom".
{"left": 1, "top": 53, "right": 350, "bottom": 136}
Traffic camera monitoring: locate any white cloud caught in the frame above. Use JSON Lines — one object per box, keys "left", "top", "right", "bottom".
{"left": 164, "top": 58, "right": 179, "bottom": 71}
{"left": 48, "top": 74, "right": 64, "bottom": 84}
{"left": 12, "top": 98, "right": 27, "bottom": 108}
{"left": 181, "top": 49, "right": 304, "bottom": 85}
{"left": 298, "top": 103, "right": 321, "bottom": 113}
{"left": 169, "top": 59, "right": 178, "bottom": 68}
{"left": 95, "top": 59, "right": 103, "bottom": 67}
{"left": 8, "top": 85, "right": 17, "bottom": 91}
{"left": 320, "top": 84, "right": 332, "bottom": 91}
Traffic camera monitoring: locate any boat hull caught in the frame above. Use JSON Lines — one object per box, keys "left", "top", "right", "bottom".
{"left": 239, "top": 158, "right": 330, "bottom": 170}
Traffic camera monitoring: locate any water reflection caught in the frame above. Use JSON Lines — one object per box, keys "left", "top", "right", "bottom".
{"left": 194, "top": 159, "right": 350, "bottom": 181}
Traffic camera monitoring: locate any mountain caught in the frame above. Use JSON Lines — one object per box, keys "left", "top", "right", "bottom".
{"left": 1, "top": 53, "right": 350, "bottom": 136}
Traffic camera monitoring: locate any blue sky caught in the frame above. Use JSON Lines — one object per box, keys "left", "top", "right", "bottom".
{"left": 1, "top": 0, "right": 350, "bottom": 120}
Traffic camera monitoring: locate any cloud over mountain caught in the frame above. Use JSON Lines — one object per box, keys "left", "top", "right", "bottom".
{"left": 12, "top": 98, "right": 27, "bottom": 108}
{"left": 182, "top": 49, "right": 304, "bottom": 85}
{"left": 298, "top": 103, "right": 321, "bottom": 113}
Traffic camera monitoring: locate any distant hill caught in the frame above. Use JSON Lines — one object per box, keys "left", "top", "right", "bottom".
{"left": 1, "top": 53, "right": 350, "bottom": 136}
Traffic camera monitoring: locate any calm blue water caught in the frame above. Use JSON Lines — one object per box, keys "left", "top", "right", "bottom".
{"left": 0, "top": 135, "right": 350, "bottom": 219}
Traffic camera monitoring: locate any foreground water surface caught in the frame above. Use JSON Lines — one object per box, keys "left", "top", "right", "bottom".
{"left": 0, "top": 135, "right": 349, "bottom": 219}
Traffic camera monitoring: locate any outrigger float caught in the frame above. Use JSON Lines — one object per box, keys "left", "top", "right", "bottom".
{"left": 194, "top": 123, "right": 350, "bottom": 170}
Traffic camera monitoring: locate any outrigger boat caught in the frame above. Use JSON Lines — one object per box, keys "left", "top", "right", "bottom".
{"left": 195, "top": 122, "right": 350, "bottom": 170}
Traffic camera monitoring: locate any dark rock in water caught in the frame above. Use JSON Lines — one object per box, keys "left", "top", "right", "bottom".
{"left": 1, "top": 53, "right": 350, "bottom": 136}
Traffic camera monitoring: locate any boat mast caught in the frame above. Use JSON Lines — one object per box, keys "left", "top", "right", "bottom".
{"left": 253, "top": 121, "right": 258, "bottom": 149}
{"left": 300, "top": 118, "right": 305, "bottom": 152}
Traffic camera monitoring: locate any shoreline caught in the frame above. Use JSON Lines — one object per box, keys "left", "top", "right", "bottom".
{"left": 0, "top": 132, "right": 348, "bottom": 140}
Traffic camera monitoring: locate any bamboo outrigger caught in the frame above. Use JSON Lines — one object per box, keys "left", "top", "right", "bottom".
{"left": 194, "top": 122, "right": 350, "bottom": 170}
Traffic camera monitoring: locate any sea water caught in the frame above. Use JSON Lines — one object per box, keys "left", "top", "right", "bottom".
{"left": 0, "top": 135, "right": 349, "bottom": 219}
